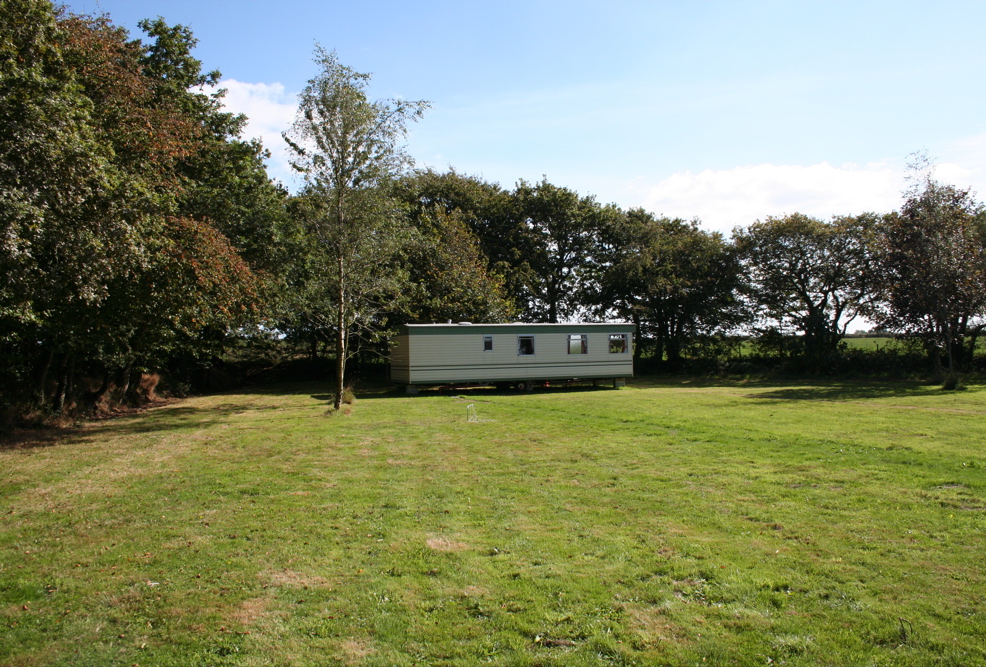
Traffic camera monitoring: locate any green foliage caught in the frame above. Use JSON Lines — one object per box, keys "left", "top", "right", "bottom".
{"left": 393, "top": 169, "right": 514, "bottom": 246}
{"left": 284, "top": 47, "right": 427, "bottom": 191}
{"left": 283, "top": 47, "right": 427, "bottom": 408}
{"left": 402, "top": 207, "right": 517, "bottom": 324}
{"left": 735, "top": 212, "right": 880, "bottom": 365}
{"left": 0, "top": 2, "right": 286, "bottom": 417}
{"left": 600, "top": 210, "right": 744, "bottom": 366}
{"left": 0, "top": 0, "right": 118, "bottom": 406}
{"left": 511, "top": 178, "right": 615, "bottom": 322}
{"left": 874, "top": 170, "right": 986, "bottom": 375}
{"left": 137, "top": 17, "right": 220, "bottom": 93}
{"left": 390, "top": 170, "right": 517, "bottom": 323}
{"left": 284, "top": 189, "right": 411, "bottom": 349}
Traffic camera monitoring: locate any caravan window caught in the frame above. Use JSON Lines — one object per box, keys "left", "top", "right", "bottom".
{"left": 517, "top": 335, "right": 535, "bottom": 355}
{"left": 609, "top": 333, "right": 629, "bottom": 354}
{"left": 568, "top": 334, "right": 588, "bottom": 354}
{"left": 483, "top": 335, "right": 493, "bottom": 351}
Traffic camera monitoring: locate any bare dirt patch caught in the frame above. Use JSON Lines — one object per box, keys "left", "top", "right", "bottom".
{"left": 231, "top": 596, "right": 270, "bottom": 626}
{"left": 337, "top": 638, "right": 375, "bottom": 665}
{"left": 262, "top": 569, "right": 330, "bottom": 589}
{"left": 625, "top": 604, "right": 690, "bottom": 645}
{"left": 426, "top": 536, "right": 468, "bottom": 552}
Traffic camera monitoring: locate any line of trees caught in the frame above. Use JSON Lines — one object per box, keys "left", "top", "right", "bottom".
{"left": 3, "top": 1, "right": 985, "bottom": 424}
{"left": 389, "top": 166, "right": 986, "bottom": 378}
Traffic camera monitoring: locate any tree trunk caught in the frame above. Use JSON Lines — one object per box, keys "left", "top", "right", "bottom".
{"left": 632, "top": 311, "right": 642, "bottom": 363}
{"left": 967, "top": 323, "right": 983, "bottom": 364}
{"left": 334, "top": 253, "right": 346, "bottom": 410}
{"left": 65, "top": 357, "right": 75, "bottom": 413}
{"left": 36, "top": 346, "right": 55, "bottom": 408}
{"left": 53, "top": 353, "right": 69, "bottom": 414}
{"left": 945, "top": 320, "right": 955, "bottom": 377}
{"left": 653, "top": 325, "right": 666, "bottom": 366}
{"left": 125, "top": 367, "right": 143, "bottom": 404}
{"left": 666, "top": 321, "right": 683, "bottom": 370}
{"left": 925, "top": 334, "right": 943, "bottom": 380}
{"left": 85, "top": 370, "right": 112, "bottom": 412}
{"left": 116, "top": 361, "right": 134, "bottom": 402}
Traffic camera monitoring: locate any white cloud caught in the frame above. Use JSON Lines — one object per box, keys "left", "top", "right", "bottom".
{"left": 215, "top": 79, "right": 298, "bottom": 186}
{"left": 631, "top": 162, "right": 905, "bottom": 235}
{"left": 935, "top": 136, "right": 986, "bottom": 198}
{"left": 207, "top": 79, "right": 986, "bottom": 225}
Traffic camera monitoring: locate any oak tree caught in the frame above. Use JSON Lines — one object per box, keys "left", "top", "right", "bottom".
{"left": 599, "top": 210, "right": 743, "bottom": 366}
{"left": 511, "top": 179, "right": 615, "bottom": 322}
{"left": 734, "top": 213, "right": 880, "bottom": 363}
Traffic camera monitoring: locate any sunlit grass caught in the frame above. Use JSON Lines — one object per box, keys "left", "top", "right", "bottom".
{"left": 841, "top": 336, "right": 897, "bottom": 350}
{"left": 2, "top": 378, "right": 984, "bottom": 665}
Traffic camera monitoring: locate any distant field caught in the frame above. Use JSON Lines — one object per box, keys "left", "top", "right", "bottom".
{"left": 2, "top": 378, "right": 984, "bottom": 666}
{"left": 731, "top": 336, "right": 900, "bottom": 355}
{"left": 841, "top": 336, "right": 897, "bottom": 350}
{"left": 732, "top": 335, "right": 984, "bottom": 354}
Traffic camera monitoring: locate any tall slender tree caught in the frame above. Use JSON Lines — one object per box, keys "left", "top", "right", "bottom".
{"left": 284, "top": 47, "right": 427, "bottom": 409}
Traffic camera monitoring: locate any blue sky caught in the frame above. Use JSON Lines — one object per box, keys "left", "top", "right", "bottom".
{"left": 65, "top": 0, "right": 986, "bottom": 233}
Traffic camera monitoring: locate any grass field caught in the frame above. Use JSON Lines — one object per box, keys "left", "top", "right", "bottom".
{"left": 735, "top": 335, "right": 986, "bottom": 354}
{"left": 2, "top": 378, "right": 984, "bottom": 666}
{"left": 841, "top": 336, "right": 897, "bottom": 351}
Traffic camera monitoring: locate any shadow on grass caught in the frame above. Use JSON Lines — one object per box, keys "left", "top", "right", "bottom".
{"left": 629, "top": 374, "right": 957, "bottom": 402}
{"left": 0, "top": 430, "right": 67, "bottom": 452}
{"left": 0, "top": 384, "right": 336, "bottom": 451}
{"left": 747, "top": 383, "right": 949, "bottom": 402}
{"left": 347, "top": 382, "right": 619, "bottom": 400}
{"left": 106, "top": 397, "right": 325, "bottom": 435}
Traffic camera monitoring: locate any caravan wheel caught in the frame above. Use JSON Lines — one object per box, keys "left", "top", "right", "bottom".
{"left": 515, "top": 381, "right": 534, "bottom": 392}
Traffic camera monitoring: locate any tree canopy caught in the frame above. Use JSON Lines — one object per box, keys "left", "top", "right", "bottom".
{"left": 875, "top": 176, "right": 986, "bottom": 374}
{"left": 599, "top": 210, "right": 744, "bottom": 366}
{"left": 1, "top": 0, "right": 282, "bottom": 416}
{"left": 734, "top": 213, "right": 880, "bottom": 363}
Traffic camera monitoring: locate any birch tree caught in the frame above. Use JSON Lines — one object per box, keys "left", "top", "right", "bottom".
{"left": 284, "top": 47, "right": 427, "bottom": 409}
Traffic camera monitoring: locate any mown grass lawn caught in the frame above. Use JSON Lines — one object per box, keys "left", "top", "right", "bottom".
{"left": 1, "top": 378, "right": 984, "bottom": 666}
